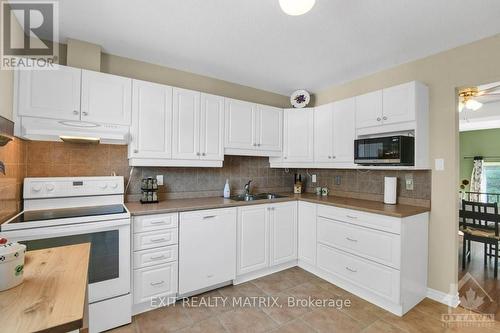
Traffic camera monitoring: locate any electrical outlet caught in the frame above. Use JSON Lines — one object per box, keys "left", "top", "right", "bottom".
{"left": 435, "top": 158, "right": 445, "bottom": 171}
{"left": 312, "top": 174, "right": 317, "bottom": 183}
{"left": 335, "top": 175, "right": 342, "bottom": 185}
{"left": 156, "top": 175, "right": 164, "bottom": 186}
{"left": 405, "top": 174, "right": 414, "bottom": 190}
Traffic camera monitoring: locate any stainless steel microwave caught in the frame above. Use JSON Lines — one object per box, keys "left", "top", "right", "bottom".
{"left": 354, "top": 136, "right": 415, "bottom": 166}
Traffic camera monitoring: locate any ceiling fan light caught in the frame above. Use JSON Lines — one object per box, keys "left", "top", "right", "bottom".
{"left": 465, "top": 99, "right": 483, "bottom": 111}
{"left": 279, "top": 0, "right": 316, "bottom": 16}
{"left": 458, "top": 101, "right": 465, "bottom": 112}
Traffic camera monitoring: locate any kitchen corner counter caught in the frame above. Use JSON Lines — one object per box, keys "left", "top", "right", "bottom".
{"left": 126, "top": 193, "right": 430, "bottom": 218}
{"left": 0, "top": 243, "right": 91, "bottom": 333}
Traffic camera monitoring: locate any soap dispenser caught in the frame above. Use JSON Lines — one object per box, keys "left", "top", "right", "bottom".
{"left": 223, "top": 179, "right": 231, "bottom": 198}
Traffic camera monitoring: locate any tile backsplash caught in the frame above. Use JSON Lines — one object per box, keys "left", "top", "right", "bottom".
{"left": 0, "top": 141, "right": 431, "bottom": 223}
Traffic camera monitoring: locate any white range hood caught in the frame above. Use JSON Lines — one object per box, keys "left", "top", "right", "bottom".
{"left": 17, "top": 117, "right": 129, "bottom": 144}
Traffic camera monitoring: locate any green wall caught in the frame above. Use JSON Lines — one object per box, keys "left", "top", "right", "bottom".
{"left": 460, "top": 128, "right": 500, "bottom": 190}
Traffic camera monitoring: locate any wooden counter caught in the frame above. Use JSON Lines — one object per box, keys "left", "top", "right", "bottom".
{"left": 0, "top": 243, "right": 91, "bottom": 333}
{"left": 126, "top": 193, "right": 430, "bottom": 218}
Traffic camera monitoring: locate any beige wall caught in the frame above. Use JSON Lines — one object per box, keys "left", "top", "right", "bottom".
{"left": 314, "top": 33, "right": 500, "bottom": 295}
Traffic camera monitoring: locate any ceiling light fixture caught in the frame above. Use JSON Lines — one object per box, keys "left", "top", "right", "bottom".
{"left": 458, "top": 87, "right": 483, "bottom": 112}
{"left": 279, "top": 0, "right": 316, "bottom": 16}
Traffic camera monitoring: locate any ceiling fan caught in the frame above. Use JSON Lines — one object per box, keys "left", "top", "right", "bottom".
{"left": 458, "top": 82, "right": 500, "bottom": 112}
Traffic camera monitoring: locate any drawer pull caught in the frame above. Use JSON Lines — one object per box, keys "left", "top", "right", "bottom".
{"left": 203, "top": 215, "right": 216, "bottom": 219}
{"left": 207, "top": 274, "right": 214, "bottom": 278}
{"left": 150, "top": 255, "right": 166, "bottom": 260}
{"left": 150, "top": 237, "right": 167, "bottom": 243}
{"left": 150, "top": 220, "right": 167, "bottom": 225}
{"left": 346, "top": 215, "right": 358, "bottom": 219}
{"left": 150, "top": 280, "right": 165, "bottom": 286}
{"left": 345, "top": 237, "right": 358, "bottom": 242}
{"left": 345, "top": 266, "right": 357, "bottom": 273}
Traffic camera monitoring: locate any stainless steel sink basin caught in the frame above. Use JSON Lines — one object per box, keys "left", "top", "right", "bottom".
{"left": 230, "top": 193, "right": 286, "bottom": 201}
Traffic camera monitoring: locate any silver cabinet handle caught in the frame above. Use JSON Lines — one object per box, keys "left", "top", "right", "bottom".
{"left": 284, "top": 156, "right": 287, "bottom": 159}
{"left": 73, "top": 110, "right": 79, "bottom": 115}
{"left": 203, "top": 215, "right": 216, "bottom": 219}
{"left": 150, "top": 280, "right": 165, "bottom": 286}
{"left": 346, "top": 215, "right": 358, "bottom": 219}
{"left": 196, "top": 152, "right": 201, "bottom": 156}
{"left": 346, "top": 237, "right": 358, "bottom": 242}
{"left": 258, "top": 143, "right": 261, "bottom": 147}
{"left": 345, "top": 267, "right": 357, "bottom": 273}
{"left": 150, "top": 255, "right": 166, "bottom": 260}
{"left": 377, "top": 117, "right": 381, "bottom": 121}
{"left": 150, "top": 220, "right": 166, "bottom": 225}
{"left": 202, "top": 152, "right": 206, "bottom": 156}
{"left": 82, "top": 111, "right": 88, "bottom": 116}
{"left": 383, "top": 116, "right": 387, "bottom": 120}
{"left": 150, "top": 237, "right": 166, "bottom": 242}
{"left": 252, "top": 143, "right": 257, "bottom": 146}
{"left": 328, "top": 156, "right": 332, "bottom": 159}
{"left": 332, "top": 156, "right": 336, "bottom": 159}
{"left": 133, "top": 149, "right": 139, "bottom": 153}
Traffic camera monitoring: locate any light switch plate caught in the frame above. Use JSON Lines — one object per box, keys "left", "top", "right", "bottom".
{"left": 156, "top": 175, "right": 164, "bottom": 186}
{"left": 312, "top": 174, "right": 317, "bottom": 183}
{"left": 435, "top": 158, "right": 445, "bottom": 171}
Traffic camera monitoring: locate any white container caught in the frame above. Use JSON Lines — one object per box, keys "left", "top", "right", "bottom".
{"left": 0, "top": 238, "right": 26, "bottom": 291}
{"left": 384, "top": 177, "right": 398, "bottom": 205}
{"left": 223, "top": 179, "right": 231, "bottom": 198}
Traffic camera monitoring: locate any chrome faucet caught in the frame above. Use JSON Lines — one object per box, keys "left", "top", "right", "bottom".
{"left": 244, "top": 180, "right": 252, "bottom": 196}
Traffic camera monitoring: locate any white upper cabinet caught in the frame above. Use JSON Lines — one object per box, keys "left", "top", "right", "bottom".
{"left": 81, "top": 70, "right": 132, "bottom": 125}
{"left": 200, "top": 93, "right": 224, "bottom": 161}
{"left": 225, "top": 98, "right": 283, "bottom": 156}
{"left": 129, "top": 80, "right": 172, "bottom": 159}
{"left": 225, "top": 98, "right": 256, "bottom": 150}
{"left": 256, "top": 105, "right": 283, "bottom": 152}
{"left": 172, "top": 88, "right": 201, "bottom": 160}
{"left": 314, "top": 103, "right": 334, "bottom": 163}
{"left": 382, "top": 82, "right": 416, "bottom": 125}
{"left": 332, "top": 97, "right": 355, "bottom": 163}
{"left": 17, "top": 66, "right": 82, "bottom": 120}
{"left": 283, "top": 108, "right": 314, "bottom": 162}
{"left": 355, "top": 90, "right": 383, "bottom": 129}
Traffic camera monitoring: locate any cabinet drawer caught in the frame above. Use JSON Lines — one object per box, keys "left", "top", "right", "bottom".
{"left": 317, "top": 244, "right": 400, "bottom": 303}
{"left": 133, "top": 262, "right": 178, "bottom": 304}
{"left": 134, "top": 213, "right": 178, "bottom": 233}
{"left": 133, "top": 245, "right": 178, "bottom": 269}
{"left": 317, "top": 204, "right": 401, "bottom": 234}
{"left": 133, "top": 229, "right": 178, "bottom": 251}
{"left": 317, "top": 217, "right": 400, "bottom": 269}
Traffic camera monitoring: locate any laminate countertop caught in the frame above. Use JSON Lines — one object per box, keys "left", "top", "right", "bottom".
{"left": 0, "top": 243, "right": 90, "bottom": 333}
{"left": 126, "top": 193, "right": 430, "bottom": 218}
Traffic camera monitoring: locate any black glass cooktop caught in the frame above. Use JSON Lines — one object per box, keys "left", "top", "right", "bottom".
{"left": 7, "top": 204, "right": 127, "bottom": 224}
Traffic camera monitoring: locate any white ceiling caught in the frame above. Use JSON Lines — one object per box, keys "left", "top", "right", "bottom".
{"left": 36, "top": 0, "right": 500, "bottom": 95}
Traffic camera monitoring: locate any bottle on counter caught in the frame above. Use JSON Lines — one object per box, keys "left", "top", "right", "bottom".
{"left": 223, "top": 179, "right": 231, "bottom": 198}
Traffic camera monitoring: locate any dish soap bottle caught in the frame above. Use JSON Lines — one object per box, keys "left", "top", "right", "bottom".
{"left": 223, "top": 179, "right": 231, "bottom": 198}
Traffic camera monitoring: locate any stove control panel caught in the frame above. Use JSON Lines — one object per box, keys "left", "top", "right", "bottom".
{"left": 24, "top": 176, "right": 125, "bottom": 199}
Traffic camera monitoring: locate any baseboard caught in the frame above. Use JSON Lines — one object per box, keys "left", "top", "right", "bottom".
{"left": 233, "top": 261, "right": 297, "bottom": 285}
{"left": 426, "top": 288, "right": 460, "bottom": 308}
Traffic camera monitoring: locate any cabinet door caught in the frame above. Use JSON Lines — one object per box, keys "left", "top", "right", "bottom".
{"left": 283, "top": 108, "right": 314, "bottom": 162}
{"left": 298, "top": 201, "right": 316, "bottom": 266}
{"left": 256, "top": 105, "right": 282, "bottom": 151}
{"left": 179, "top": 209, "right": 236, "bottom": 294}
{"left": 17, "top": 66, "right": 81, "bottom": 120}
{"left": 314, "top": 103, "right": 334, "bottom": 162}
{"left": 129, "top": 80, "right": 172, "bottom": 159}
{"left": 237, "top": 205, "right": 269, "bottom": 275}
{"left": 332, "top": 98, "right": 355, "bottom": 163}
{"left": 225, "top": 99, "right": 256, "bottom": 150}
{"left": 270, "top": 202, "right": 297, "bottom": 266}
{"left": 383, "top": 82, "right": 415, "bottom": 124}
{"left": 355, "top": 90, "right": 382, "bottom": 129}
{"left": 133, "top": 262, "right": 178, "bottom": 304}
{"left": 81, "top": 70, "right": 132, "bottom": 125}
{"left": 199, "top": 93, "right": 224, "bottom": 161}
{"left": 172, "top": 88, "right": 201, "bottom": 160}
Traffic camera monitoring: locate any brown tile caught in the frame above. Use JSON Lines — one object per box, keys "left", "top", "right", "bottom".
{"left": 381, "top": 309, "right": 446, "bottom": 333}
{"left": 251, "top": 272, "right": 296, "bottom": 295}
{"left": 261, "top": 293, "right": 311, "bottom": 325}
{"left": 361, "top": 319, "right": 407, "bottom": 333}
{"left": 301, "top": 307, "right": 364, "bottom": 332}
{"left": 218, "top": 308, "right": 277, "bottom": 333}
{"left": 178, "top": 317, "right": 227, "bottom": 333}
{"left": 135, "top": 304, "right": 193, "bottom": 333}
{"left": 269, "top": 319, "right": 315, "bottom": 333}
{"left": 340, "top": 295, "right": 387, "bottom": 328}
{"left": 286, "top": 282, "right": 337, "bottom": 303}
{"left": 218, "top": 282, "right": 267, "bottom": 299}
{"left": 107, "top": 320, "right": 139, "bottom": 333}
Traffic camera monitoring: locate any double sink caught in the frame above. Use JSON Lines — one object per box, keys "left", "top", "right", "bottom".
{"left": 230, "top": 193, "right": 287, "bottom": 202}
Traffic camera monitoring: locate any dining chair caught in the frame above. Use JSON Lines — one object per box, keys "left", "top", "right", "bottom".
{"left": 459, "top": 200, "right": 500, "bottom": 278}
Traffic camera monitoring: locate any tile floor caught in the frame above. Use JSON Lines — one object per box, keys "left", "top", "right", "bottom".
{"left": 110, "top": 267, "right": 500, "bottom": 333}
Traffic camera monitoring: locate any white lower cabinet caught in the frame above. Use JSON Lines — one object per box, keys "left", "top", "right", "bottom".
{"left": 179, "top": 208, "right": 237, "bottom": 295}
{"left": 132, "top": 213, "right": 179, "bottom": 314}
{"left": 298, "top": 201, "right": 317, "bottom": 266}
{"left": 237, "top": 202, "right": 297, "bottom": 277}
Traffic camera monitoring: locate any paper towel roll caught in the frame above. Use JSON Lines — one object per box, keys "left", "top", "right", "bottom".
{"left": 384, "top": 177, "right": 397, "bottom": 205}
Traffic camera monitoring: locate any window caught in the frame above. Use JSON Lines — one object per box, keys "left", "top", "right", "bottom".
{"left": 482, "top": 162, "right": 500, "bottom": 203}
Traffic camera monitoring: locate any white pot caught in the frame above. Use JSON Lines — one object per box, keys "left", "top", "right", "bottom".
{"left": 0, "top": 238, "right": 26, "bottom": 291}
